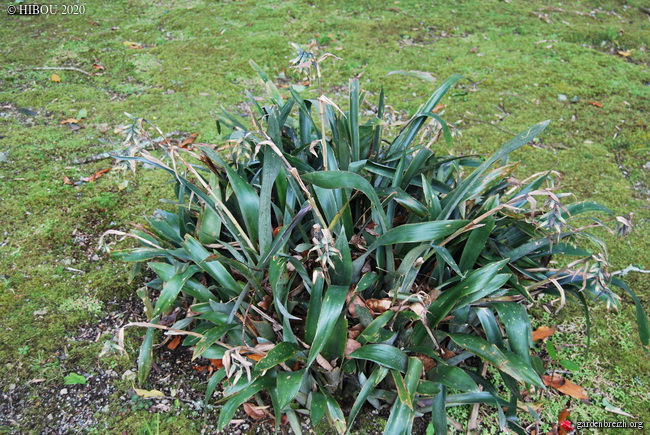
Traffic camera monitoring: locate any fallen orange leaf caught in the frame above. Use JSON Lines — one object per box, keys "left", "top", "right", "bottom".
{"left": 60, "top": 118, "right": 79, "bottom": 125}
{"left": 588, "top": 101, "right": 603, "bottom": 108}
{"left": 123, "top": 41, "right": 143, "bottom": 49}
{"left": 63, "top": 176, "right": 73, "bottom": 185}
{"left": 433, "top": 104, "right": 446, "bottom": 113}
{"left": 245, "top": 353, "right": 265, "bottom": 362}
{"left": 92, "top": 64, "right": 105, "bottom": 70}
{"left": 542, "top": 374, "right": 588, "bottom": 400}
{"left": 532, "top": 325, "right": 557, "bottom": 341}
{"left": 617, "top": 49, "right": 634, "bottom": 57}
{"left": 180, "top": 132, "right": 198, "bottom": 148}
{"left": 51, "top": 74, "right": 61, "bottom": 82}
{"left": 208, "top": 358, "right": 223, "bottom": 369}
{"left": 167, "top": 335, "right": 181, "bottom": 350}
{"left": 87, "top": 167, "right": 111, "bottom": 182}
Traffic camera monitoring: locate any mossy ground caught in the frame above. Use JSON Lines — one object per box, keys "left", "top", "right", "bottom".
{"left": 0, "top": 0, "right": 648, "bottom": 433}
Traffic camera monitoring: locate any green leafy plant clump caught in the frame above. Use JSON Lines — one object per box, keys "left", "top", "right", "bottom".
{"left": 104, "top": 48, "right": 648, "bottom": 434}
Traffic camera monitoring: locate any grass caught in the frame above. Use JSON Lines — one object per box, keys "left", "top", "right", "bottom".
{"left": 0, "top": 0, "right": 648, "bottom": 433}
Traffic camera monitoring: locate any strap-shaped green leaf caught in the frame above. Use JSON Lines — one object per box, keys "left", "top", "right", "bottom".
{"left": 198, "top": 145, "right": 260, "bottom": 245}
{"left": 301, "top": 171, "right": 389, "bottom": 231}
{"left": 358, "top": 311, "right": 395, "bottom": 344}
{"left": 137, "top": 326, "right": 155, "bottom": 385}
{"left": 383, "top": 357, "right": 423, "bottom": 435}
{"left": 458, "top": 217, "right": 495, "bottom": 272}
{"left": 438, "top": 120, "right": 550, "bottom": 220}
{"left": 346, "top": 366, "right": 389, "bottom": 433}
{"left": 331, "top": 225, "right": 353, "bottom": 286}
{"left": 111, "top": 248, "right": 170, "bottom": 262}
{"left": 192, "top": 323, "right": 237, "bottom": 359}
{"left": 427, "top": 364, "right": 479, "bottom": 392}
{"left": 307, "top": 285, "right": 349, "bottom": 367}
{"left": 448, "top": 333, "right": 542, "bottom": 387}
{"left": 474, "top": 307, "right": 504, "bottom": 348}
{"left": 270, "top": 256, "right": 300, "bottom": 321}
{"left": 256, "top": 342, "right": 301, "bottom": 372}
{"left": 320, "top": 386, "right": 347, "bottom": 434}
{"left": 492, "top": 302, "right": 532, "bottom": 364}
{"left": 388, "top": 74, "right": 463, "bottom": 157}
{"left": 205, "top": 367, "right": 226, "bottom": 403}
{"left": 152, "top": 265, "right": 200, "bottom": 316}
{"left": 182, "top": 236, "right": 240, "bottom": 298}
{"left": 309, "top": 391, "right": 327, "bottom": 426}
{"left": 217, "top": 376, "right": 275, "bottom": 431}
{"left": 430, "top": 385, "right": 447, "bottom": 435}
{"left": 349, "top": 78, "right": 360, "bottom": 162}
{"left": 258, "top": 140, "right": 282, "bottom": 255}
{"left": 305, "top": 269, "right": 325, "bottom": 345}
{"left": 611, "top": 277, "right": 649, "bottom": 352}
{"left": 276, "top": 369, "right": 305, "bottom": 410}
{"left": 249, "top": 60, "right": 283, "bottom": 107}
{"left": 428, "top": 260, "right": 508, "bottom": 327}
{"left": 374, "top": 220, "right": 469, "bottom": 247}
{"left": 348, "top": 344, "right": 408, "bottom": 372}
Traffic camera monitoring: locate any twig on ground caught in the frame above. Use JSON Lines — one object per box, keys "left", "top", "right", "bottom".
{"left": 613, "top": 265, "right": 650, "bottom": 276}
{"left": 19, "top": 66, "right": 93, "bottom": 76}
{"left": 458, "top": 115, "right": 516, "bottom": 135}
{"left": 72, "top": 131, "right": 187, "bottom": 164}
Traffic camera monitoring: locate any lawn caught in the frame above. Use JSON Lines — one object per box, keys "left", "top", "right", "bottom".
{"left": 0, "top": 0, "right": 648, "bottom": 433}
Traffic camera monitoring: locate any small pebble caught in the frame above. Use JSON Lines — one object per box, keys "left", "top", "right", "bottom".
{"left": 60, "top": 388, "right": 68, "bottom": 395}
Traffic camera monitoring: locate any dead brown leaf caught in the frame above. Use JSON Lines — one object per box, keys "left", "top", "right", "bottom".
{"left": 441, "top": 346, "right": 455, "bottom": 359}
{"left": 345, "top": 339, "right": 361, "bottom": 357}
{"left": 366, "top": 298, "right": 392, "bottom": 313}
{"left": 123, "top": 41, "right": 143, "bottom": 49}
{"left": 245, "top": 353, "right": 265, "bottom": 362}
{"left": 416, "top": 353, "right": 436, "bottom": 371}
{"left": 243, "top": 402, "right": 267, "bottom": 420}
{"left": 532, "top": 325, "right": 557, "bottom": 341}
{"left": 62, "top": 176, "right": 73, "bottom": 185}
{"left": 209, "top": 358, "right": 224, "bottom": 369}
{"left": 180, "top": 132, "right": 199, "bottom": 148}
{"left": 60, "top": 118, "right": 79, "bottom": 125}
{"left": 588, "top": 101, "right": 603, "bottom": 108}
{"left": 365, "top": 222, "right": 380, "bottom": 236}
{"left": 347, "top": 294, "right": 367, "bottom": 318}
{"left": 167, "top": 335, "right": 181, "bottom": 350}
{"left": 558, "top": 408, "right": 570, "bottom": 434}
{"left": 92, "top": 64, "right": 105, "bottom": 70}
{"left": 51, "top": 74, "right": 61, "bottom": 82}
{"left": 85, "top": 167, "right": 111, "bottom": 182}
{"left": 542, "top": 374, "right": 588, "bottom": 400}
{"left": 348, "top": 323, "right": 363, "bottom": 340}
